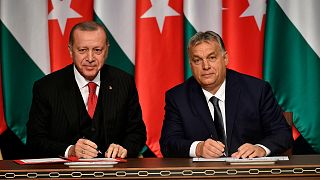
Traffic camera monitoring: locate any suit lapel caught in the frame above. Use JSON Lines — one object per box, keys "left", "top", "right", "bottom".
{"left": 188, "top": 78, "right": 217, "bottom": 137}
{"left": 99, "top": 66, "right": 116, "bottom": 135}
{"left": 225, "top": 70, "right": 241, "bottom": 149}
{"left": 60, "top": 65, "right": 81, "bottom": 129}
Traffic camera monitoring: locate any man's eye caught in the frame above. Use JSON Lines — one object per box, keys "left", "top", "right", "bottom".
{"left": 78, "top": 49, "right": 87, "bottom": 53}
{"left": 94, "top": 49, "right": 103, "bottom": 54}
{"left": 193, "top": 59, "right": 201, "bottom": 63}
{"left": 208, "top": 56, "right": 217, "bottom": 62}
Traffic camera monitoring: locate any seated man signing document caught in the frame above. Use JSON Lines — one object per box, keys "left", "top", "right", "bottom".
{"left": 160, "top": 31, "right": 293, "bottom": 158}
{"left": 27, "top": 21, "right": 146, "bottom": 159}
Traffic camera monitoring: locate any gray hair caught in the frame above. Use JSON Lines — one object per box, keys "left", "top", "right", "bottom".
{"left": 68, "top": 21, "right": 108, "bottom": 46}
{"left": 187, "top": 31, "right": 226, "bottom": 54}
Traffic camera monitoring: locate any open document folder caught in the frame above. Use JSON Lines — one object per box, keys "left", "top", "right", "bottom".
{"left": 193, "top": 156, "right": 289, "bottom": 165}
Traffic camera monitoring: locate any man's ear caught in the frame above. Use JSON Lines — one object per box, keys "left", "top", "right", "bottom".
{"left": 104, "top": 44, "right": 110, "bottom": 59}
{"left": 224, "top": 51, "right": 229, "bottom": 66}
{"left": 68, "top": 45, "right": 73, "bottom": 57}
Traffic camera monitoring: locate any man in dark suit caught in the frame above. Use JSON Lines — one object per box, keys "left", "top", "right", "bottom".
{"left": 160, "top": 31, "right": 292, "bottom": 158}
{"left": 27, "top": 21, "right": 146, "bottom": 159}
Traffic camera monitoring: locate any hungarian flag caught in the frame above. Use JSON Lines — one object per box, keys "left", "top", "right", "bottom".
{"left": 264, "top": 0, "right": 320, "bottom": 152}
{"left": 1, "top": 0, "right": 49, "bottom": 143}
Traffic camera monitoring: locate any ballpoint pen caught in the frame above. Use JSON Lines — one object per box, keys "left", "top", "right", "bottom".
{"left": 82, "top": 136, "right": 103, "bottom": 155}
{"left": 210, "top": 134, "right": 227, "bottom": 157}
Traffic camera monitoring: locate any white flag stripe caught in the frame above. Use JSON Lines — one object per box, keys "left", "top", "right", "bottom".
{"left": 184, "top": 0, "right": 222, "bottom": 35}
{"left": 277, "top": 0, "right": 320, "bottom": 57}
{"left": 94, "top": 0, "right": 136, "bottom": 64}
{"left": 0, "top": 0, "right": 50, "bottom": 74}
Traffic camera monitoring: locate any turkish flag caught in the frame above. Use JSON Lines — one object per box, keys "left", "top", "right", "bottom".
{"left": 48, "top": 0, "right": 93, "bottom": 72}
{"left": 135, "top": 0, "right": 184, "bottom": 157}
{"left": 222, "top": 0, "right": 265, "bottom": 79}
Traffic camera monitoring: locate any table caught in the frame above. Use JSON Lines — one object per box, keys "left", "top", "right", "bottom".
{"left": 1, "top": 155, "right": 320, "bottom": 179}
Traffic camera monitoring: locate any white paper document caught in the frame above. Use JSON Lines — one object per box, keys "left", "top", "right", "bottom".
{"left": 64, "top": 161, "right": 118, "bottom": 168}
{"left": 193, "top": 156, "right": 289, "bottom": 162}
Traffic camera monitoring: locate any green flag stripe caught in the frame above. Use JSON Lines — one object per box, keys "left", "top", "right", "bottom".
{"left": 183, "top": 16, "right": 196, "bottom": 80}
{"left": 264, "top": 0, "right": 320, "bottom": 152}
{"left": 94, "top": 14, "right": 134, "bottom": 75}
{"left": 1, "top": 21, "right": 44, "bottom": 143}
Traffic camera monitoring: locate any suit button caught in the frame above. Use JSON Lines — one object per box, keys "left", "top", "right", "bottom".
{"left": 91, "top": 127, "right": 96, "bottom": 132}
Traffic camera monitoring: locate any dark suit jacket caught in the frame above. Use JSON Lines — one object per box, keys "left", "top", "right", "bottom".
{"left": 160, "top": 69, "right": 293, "bottom": 157}
{"left": 27, "top": 64, "right": 146, "bottom": 158}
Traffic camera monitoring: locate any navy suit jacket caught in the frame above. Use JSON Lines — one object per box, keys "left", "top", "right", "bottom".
{"left": 160, "top": 69, "right": 293, "bottom": 157}
{"left": 27, "top": 64, "right": 146, "bottom": 158}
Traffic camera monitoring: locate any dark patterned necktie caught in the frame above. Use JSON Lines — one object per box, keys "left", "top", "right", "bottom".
{"left": 210, "top": 96, "right": 228, "bottom": 156}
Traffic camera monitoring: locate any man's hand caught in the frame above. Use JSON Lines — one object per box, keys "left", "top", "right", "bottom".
{"left": 231, "top": 143, "right": 266, "bottom": 158}
{"left": 70, "top": 138, "right": 99, "bottom": 158}
{"left": 196, "top": 139, "right": 225, "bottom": 158}
{"left": 105, "top": 143, "right": 127, "bottom": 158}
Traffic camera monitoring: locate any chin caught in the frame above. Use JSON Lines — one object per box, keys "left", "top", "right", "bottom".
{"left": 83, "top": 73, "right": 97, "bottom": 80}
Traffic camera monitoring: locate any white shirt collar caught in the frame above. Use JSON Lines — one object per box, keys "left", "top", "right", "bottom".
{"left": 73, "top": 65, "right": 101, "bottom": 89}
{"left": 202, "top": 80, "right": 226, "bottom": 103}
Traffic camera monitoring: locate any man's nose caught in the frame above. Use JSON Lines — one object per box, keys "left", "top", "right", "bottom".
{"left": 202, "top": 59, "right": 211, "bottom": 69}
{"left": 87, "top": 50, "right": 95, "bottom": 62}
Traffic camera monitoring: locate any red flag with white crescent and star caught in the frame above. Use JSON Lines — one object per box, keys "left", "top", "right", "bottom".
{"left": 48, "top": 0, "right": 93, "bottom": 72}
{"left": 136, "top": 0, "right": 184, "bottom": 157}
{"left": 223, "top": 0, "right": 265, "bottom": 79}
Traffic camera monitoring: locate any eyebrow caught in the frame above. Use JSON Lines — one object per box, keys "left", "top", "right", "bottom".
{"left": 192, "top": 51, "right": 217, "bottom": 58}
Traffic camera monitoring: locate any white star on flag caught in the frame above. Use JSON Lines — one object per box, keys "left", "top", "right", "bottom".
{"left": 48, "top": 0, "right": 82, "bottom": 35}
{"left": 240, "top": 0, "right": 266, "bottom": 31}
{"left": 140, "top": 0, "right": 180, "bottom": 33}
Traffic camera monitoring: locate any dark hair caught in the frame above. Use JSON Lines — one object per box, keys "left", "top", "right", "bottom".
{"left": 188, "top": 31, "right": 226, "bottom": 53}
{"left": 68, "top": 21, "right": 108, "bottom": 46}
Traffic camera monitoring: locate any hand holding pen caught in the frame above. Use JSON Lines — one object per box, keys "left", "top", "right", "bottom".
{"left": 196, "top": 136, "right": 226, "bottom": 158}
{"left": 73, "top": 137, "right": 102, "bottom": 159}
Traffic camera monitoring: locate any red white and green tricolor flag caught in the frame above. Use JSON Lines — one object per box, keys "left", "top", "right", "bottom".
{"left": 264, "top": 0, "right": 320, "bottom": 152}
{"left": 1, "top": 0, "right": 319, "bottom": 158}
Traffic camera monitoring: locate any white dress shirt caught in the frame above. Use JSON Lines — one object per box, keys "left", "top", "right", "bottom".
{"left": 189, "top": 80, "right": 270, "bottom": 157}
{"left": 64, "top": 66, "right": 101, "bottom": 157}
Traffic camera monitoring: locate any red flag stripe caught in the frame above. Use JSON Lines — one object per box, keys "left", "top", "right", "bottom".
{"left": 222, "top": 0, "right": 265, "bottom": 79}
{"left": 135, "top": 0, "right": 184, "bottom": 157}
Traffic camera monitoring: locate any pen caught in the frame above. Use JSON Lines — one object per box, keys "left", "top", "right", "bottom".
{"left": 210, "top": 134, "right": 227, "bottom": 157}
{"left": 82, "top": 136, "right": 103, "bottom": 155}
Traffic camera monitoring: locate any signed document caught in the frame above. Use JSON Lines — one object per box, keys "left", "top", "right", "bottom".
{"left": 193, "top": 156, "right": 289, "bottom": 164}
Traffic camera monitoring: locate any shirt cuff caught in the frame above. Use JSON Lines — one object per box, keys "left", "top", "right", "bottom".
{"left": 189, "top": 141, "right": 202, "bottom": 157}
{"left": 256, "top": 144, "right": 271, "bottom": 156}
{"left": 65, "top": 145, "right": 73, "bottom": 158}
